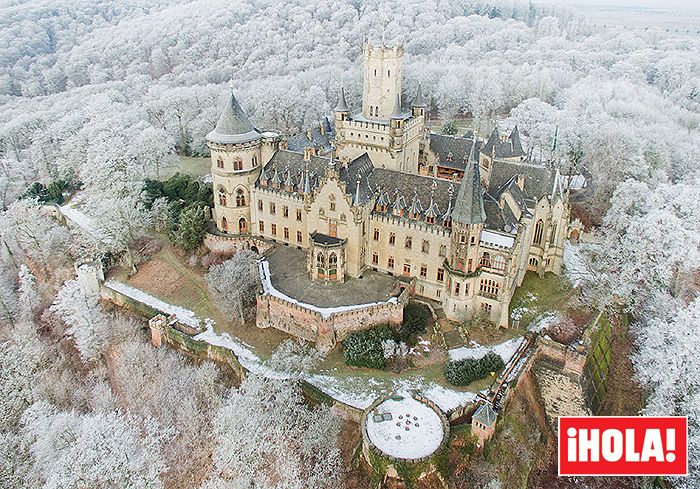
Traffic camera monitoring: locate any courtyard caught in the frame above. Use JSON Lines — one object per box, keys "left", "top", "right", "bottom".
{"left": 265, "top": 245, "right": 401, "bottom": 308}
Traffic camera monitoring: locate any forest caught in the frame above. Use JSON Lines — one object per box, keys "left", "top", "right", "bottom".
{"left": 1, "top": 0, "right": 699, "bottom": 487}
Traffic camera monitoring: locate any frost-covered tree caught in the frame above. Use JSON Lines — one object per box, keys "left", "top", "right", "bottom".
{"left": 206, "top": 250, "right": 259, "bottom": 325}
{"left": 21, "top": 401, "right": 169, "bottom": 489}
{"left": 204, "top": 375, "right": 341, "bottom": 489}
{"left": 50, "top": 279, "right": 109, "bottom": 362}
{"left": 266, "top": 339, "right": 325, "bottom": 377}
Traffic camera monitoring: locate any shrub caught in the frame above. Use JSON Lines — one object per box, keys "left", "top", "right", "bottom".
{"left": 21, "top": 178, "right": 80, "bottom": 204}
{"left": 342, "top": 325, "right": 395, "bottom": 369}
{"left": 399, "top": 302, "right": 433, "bottom": 346}
{"left": 444, "top": 352, "right": 505, "bottom": 386}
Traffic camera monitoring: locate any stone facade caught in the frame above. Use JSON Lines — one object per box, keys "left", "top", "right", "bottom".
{"left": 207, "top": 42, "right": 569, "bottom": 328}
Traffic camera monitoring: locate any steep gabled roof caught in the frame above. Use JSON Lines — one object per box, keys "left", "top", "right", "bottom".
{"left": 452, "top": 161, "right": 485, "bottom": 225}
{"left": 481, "top": 126, "right": 526, "bottom": 159}
{"left": 207, "top": 89, "right": 261, "bottom": 145}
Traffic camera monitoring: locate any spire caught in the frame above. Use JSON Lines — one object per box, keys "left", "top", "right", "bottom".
{"left": 390, "top": 92, "right": 403, "bottom": 119}
{"left": 335, "top": 87, "right": 349, "bottom": 112}
{"left": 353, "top": 178, "right": 361, "bottom": 205}
{"left": 452, "top": 162, "right": 485, "bottom": 225}
{"left": 392, "top": 191, "right": 405, "bottom": 216}
{"left": 206, "top": 82, "right": 260, "bottom": 145}
{"left": 412, "top": 83, "right": 426, "bottom": 107}
{"left": 426, "top": 181, "right": 439, "bottom": 219}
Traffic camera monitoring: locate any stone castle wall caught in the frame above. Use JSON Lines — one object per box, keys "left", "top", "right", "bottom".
{"left": 204, "top": 232, "right": 273, "bottom": 255}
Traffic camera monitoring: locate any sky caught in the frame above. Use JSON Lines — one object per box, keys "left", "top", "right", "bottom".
{"left": 540, "top": 0, "right": 700, "bottom": 11}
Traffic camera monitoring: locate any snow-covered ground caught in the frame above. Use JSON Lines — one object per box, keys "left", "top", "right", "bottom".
{"left": 258, "top": 259, "right": 398, "bottom": 319}
{"left": 104, "top": 281, "right": 202, "bottom": 329}
{"left": 563, "top": 241, "right": 594, "bottom": 287}
{"left": 365, "top": 394, "right": 445, "bottom": 459}
{"left": 448, "top": 336, "right": 524, "bottom": 363}
{"left": 59, "top": 202, "right": 113, "bottom": 245}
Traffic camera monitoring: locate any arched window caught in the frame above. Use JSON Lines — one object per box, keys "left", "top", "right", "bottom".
{"left": 534, "top": 219, "right": 544, "bottom": 245}
{"left": 221, "top": 216, "right": 228, "bottom": 232}
{"left": 235, "top": 188, "right": 246, "bottom": 207}
{"left": 329, "top": 194, "right": 336, "bottom": 212}
{"left": 493, "top": 255, "right": 506, "bottom": 270}
{"left": 480, "top": 252, "right": 491, "bottom": 267}
{"left": 317, "top": 252, "right": 325, "bottom": 268}
{"left": 238, "top": 217, "right": 248, "bottom": 234}
{"left": 329, "top": 252, "right": 337, "bottom": 267}
{"left": 218, "top": 189, "right": 227, "bottom": 206}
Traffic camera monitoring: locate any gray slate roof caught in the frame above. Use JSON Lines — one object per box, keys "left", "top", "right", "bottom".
{"left": 335, "top": 87, "right": 349, "bottom": 112}
{"left": 287, "top": 119, "right": 335, "bottom": 153}
{"left": 207, "top": 91, "right": 261, "bottom": 145}
{"left": 481, "top": 126, "right": 525, "bottom": 159}
{"left": 452, "top": 161, "right": 486, "bottom": 225}
{"left": 412, "top": 83, "right": 426, "bottom": 107}
{"left": 429, "top": 133, "right": 481, "bottom": 169}
{"left": 488, "top": 159, "right": 553, "bottom": 201}
{"left": 473, "top": 402, "right": 497, "bottom": 426}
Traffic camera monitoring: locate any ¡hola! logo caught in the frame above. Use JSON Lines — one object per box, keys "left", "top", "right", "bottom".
{"left": 558, "top": 416, "right": 688, "bottom": 476}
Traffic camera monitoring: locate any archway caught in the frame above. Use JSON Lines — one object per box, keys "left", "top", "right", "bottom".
{"left": 238, "top": 217, "right": 248, "bottom": 234}
{"left": 221, "top": 216, "right": 228, "bottom": 233}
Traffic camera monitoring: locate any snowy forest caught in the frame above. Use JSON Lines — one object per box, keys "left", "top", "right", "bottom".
{"left": 1, "top": 0, "right": 699, "bottom": 487}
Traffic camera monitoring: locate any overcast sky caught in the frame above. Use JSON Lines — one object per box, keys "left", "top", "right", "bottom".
{"left": 540, "top": 0, "right": 700, "bottom": 11}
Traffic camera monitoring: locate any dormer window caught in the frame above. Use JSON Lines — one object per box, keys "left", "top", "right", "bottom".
{"left": 443, "top": 217, "right": 451, "bottom": 228}
{"left": 447, "top": 152, "right": 453, "bottom": 162}
{"left": 426, "top": 215, "right": 436, "bottom": 224}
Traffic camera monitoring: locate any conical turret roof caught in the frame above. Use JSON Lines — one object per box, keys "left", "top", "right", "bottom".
{"left": 412, "top": 83, "right": 426, "bottom": 107}
{"left": 452, "top": 162, "right": 485, "bottom": 225}
{"left": 335, "top": 87, "right": 349, "bottom": 112}
{"left": 207, "top": 85, "right": 261, "bottom": 145}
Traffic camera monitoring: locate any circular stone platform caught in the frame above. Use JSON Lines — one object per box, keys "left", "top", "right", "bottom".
{"left": 363, "top": 394, "right": 448, "bottom": 460}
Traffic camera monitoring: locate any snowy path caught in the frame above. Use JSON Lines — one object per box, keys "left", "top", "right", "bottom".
{"left": 448, "top": 337, "right": 524, "bottom": 363}
{"left": 104, "top": 279, "right": 480, "bottom": 412}
{"left": 258, "top": 259, "right": 397, "bottom": 318}
{"left": 59, "top": 202, "right": 114, "bottom": 245}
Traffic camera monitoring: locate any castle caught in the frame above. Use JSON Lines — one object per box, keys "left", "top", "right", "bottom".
{"left": 207, "top": 41, "right": 569, "bottom": 327}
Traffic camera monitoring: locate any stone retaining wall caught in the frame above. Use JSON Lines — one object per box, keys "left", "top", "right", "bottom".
{"left": 204, "top": 232, "right": 273, "bottom": 255}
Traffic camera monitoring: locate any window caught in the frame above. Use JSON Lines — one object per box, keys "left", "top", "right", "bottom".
{"left": 257, "top": 199, "right": 263, "bottom": 211}
{"left": 259, "top": 221, "right": 264, "bottom": 233}
{"left": 373, "top": 228, "right": 380, "bottom": 241}
{"left": 296, "top": 209, "right": 302, "bottom": 221}
{"left": 534, "top": 219, "right": 544, "bottom": 245}
{"left": 297, "top": 231, "right": 302, "bottom": 243}
{"left": 470, "top": 236, "right": 476, "bottom": 245}
{"left": 389, "top": 233, "right": 396, "bottom": 245}
{"left": 388, "top": 256, "right": 394, "bottom": 269}
{"left": 460, "top": 234, "right": 466, "bottom": 244}
{"left": 420, "top": 264, "right": 427, "bottom": 278}
{"left": 328, "top": 220, "right": 337, "bottom": 237}
{"left": 403, "top": 263, "right": 411, "bottom": 276}
{"left": 271, "top": 224, "right": 277, "bottom": 236}
{"left": 238, "top": 217, "right": 247, "bottom": 234}
{"left": 235, "top": 188, "right": 246, "bottom": 207}
{"left": 317, "top": 253, "right": 326, "bottom": 278}
{"left": 329, "top": 194, "right": 336, "bottom": 212}
{"left": 329, "top": 253, "right": 338, "bottom": 278}
{"left": 437, "top": 268, "right": 444, "bottom": 282}
{"left": 550, "top": 224, "right": 557, "bottom": 245}
{"left": 217, "top": 157, "right": 224, "bottom": 169}
{"left": 481, "top": 302, "right": 493, "bottom": 314}
{"left": 405, "top": 236, "right": 412, "bottom": 249}
{"left": 372, "top": 252, "right": 379, "bottom": 265}
{"left": 493, "top": 255, "right": 506, "bottom": 270}
{"left": 455, "top": 282, "right": 460, "bottom": 295}
{"left": 480, "top": 252, "right": 491, "bottom": 268}
{"left": 283, "top": 227, "right": 289, "bottom": 240}
{"left": 436, "top": 289, "right": 441, "bottom": 298}
{"left": 468, "top": 258, "right": 473, "bottom": 272}
{"left": 439, "top": 245, "right": 446, "bottom": 257}
{"left": 479, "top": 279, "right": 500, "bottom": 298}
{"left": 252, "top": 155, "right": 258, "bottom": 166}
{"left": 269, "top": 202, "right": 276, "bottom": 214}
{"left": 218, "top": 189, "right": 227, "bottom": 206}
{"left": 283, "top": 205, "right": 289, "bottom": 218}
{"left": 233, "top": 158, "right": 243, "bottom": 171}
{"left": 421, "top": 240, "right": 429, "bottom": 253}
{"left": 221, "top": 216, "right": 228, "bottom": 232}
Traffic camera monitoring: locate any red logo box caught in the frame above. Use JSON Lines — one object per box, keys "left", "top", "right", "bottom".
{"left": 558, "top": 416, "right": 688, "bottom": 476}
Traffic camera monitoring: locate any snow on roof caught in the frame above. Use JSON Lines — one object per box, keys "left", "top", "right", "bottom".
{"left": 365, "top": 395, "right": 445, "bottom": 459}
{"left": 558, "top": 173, "right": 586, "bottom": 190}
{"left": 258, "top": 259, "right": 397, "bottom": 319}
{"left": 480, "top": 229, "right": 515, "bottom": 249}
{"left": 448, "top": 337, "right": 524, "bottom": 363}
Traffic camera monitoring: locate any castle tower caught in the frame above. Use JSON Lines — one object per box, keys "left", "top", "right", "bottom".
{"left": 361, "top": 41, "right": 403, "bottom": 120}
{"left": 207, "top": 83, "right": 278, "bottom": 235}
{"left": 449, "top": 160, "right": 486, "bottom": 273}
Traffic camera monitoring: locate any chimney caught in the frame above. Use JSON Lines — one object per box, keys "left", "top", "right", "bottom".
{"left": 306, "top": 129, "right": 312, "bottom": 141}
{"left": 304, "top": 147, "right": 312, "bottom": 161}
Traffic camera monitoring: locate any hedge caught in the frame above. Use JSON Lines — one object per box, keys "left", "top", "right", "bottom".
{"left": 342, "top": 325, "right": 395, "bottom": 369}
{"left": 444, "top": 351, "right": 505, "bottom": 386}
{"left": 399, "top": 302, "right": 433, "bottom": 346}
